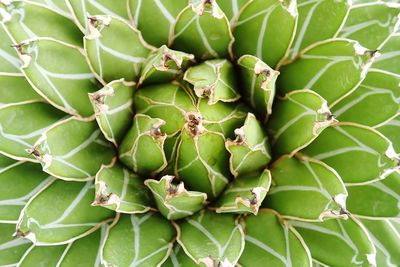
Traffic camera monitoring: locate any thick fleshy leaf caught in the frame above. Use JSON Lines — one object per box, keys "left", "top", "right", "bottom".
{"left": 232, "top": 0, "right": 297, "bottom": 67}
{"left": 372, "top": 33, "right": 400, "bottom": 74}
{"left": 237, "top": 55, "right": 279, "bottom": 118}
{"left": 0, "top": 24, "right": 20, "bottom": 74}
{"left": 1, "top": 1, "right": 82, "bottom": 46}
{"left": 268, "top": 90, "right": 336, "bottom": 156}
{"left": 84, "top": 15, "right": 152, "bottom": 83}
{"left": 359, "top": 218, "right": 400, "bottom": 267}
{"left": 145, "top": 175, "right": 207, "bottom": 220}
{"left": 346, "top": 171, "right": 400, "bottom": 218}
{"left": 16, "top": 179, "right": 114, "bottom": 245}
{"left": 0, "top": 75, "right": 41, "bottom": 106}
{"left": 119, "top": 114, "right": 167, "bottom": 175}
{"left": 176, "top": 126, "right": 231, "bottom": 199}
{"left": 94, "top": 161, "right": 152, "bottom": 214}
{"left": 89, "top": 79, "right": 134, "bottom": 146}
{"left": 338, "top": 2, "right": 400, "bottom": 50}
{"left": 265, "top": 156, "right": 347, "bottom": 221}
{"left": 277, "top": 39, "right": 376, "bottom": 106}
{"left": 102, "top": 213, "right": 175, "bottom": 267}
{"left": 290, "top": 217, "right": 376, "bottom": 266}
{"left": 172, "top": 0, "right": 233, "bottom": 59}
{"left": 163, "top": 244, "right": 200, "bottom": 267}
{"left": 333, "top": 70, "right": 400, "bottom": 127}
{"left": 18, "top": 225, "right": 107, "bottom": 266}
{"left": 184, "top": 59, "right": 240, "bottom": 104}
{"left": 129, "top": 0, "right": 188, "bottom": 47}
{"left": 239, "top": 209, "right": 312, "bottom": 267}
{"left": 0, "top": 155, "right": 53, "bottom": 223}
{"left": 289, "top": 0, "right": 350, "bottom": 58}
{"left": 301, "top": 123, "right": 399, "bottom": 184}
{"left": 0, "top": 101, "right": 65, "bottom": 161}
{"left": 0, "top": 223, "right": 31, "bottom": 266}
{"left": 215, "top": 170, "right": 271, "bottom": 214}
{"left": 176, "top": 210, "right": 245, "bottom": 266}
{"left": 139, "top": 45, "right": 194, "bottom": 86}
{"left": 29, "top": 0, "right": 71, "bottom": 17}
{"left": 18, "top": 38, "right": 100, "bottom": 117}
{"left": 30, "top": 117, "right": 115, "bottom": 181}
{"left": 66, "top": 0, "right": 130, "bottom": 31}
{"left": 376, "top": 114, "right": 400, "bottom": 152}
{"left": 134, "top": 83, "right": 197, "bottom": 136}
{"left": 218, "top": 0, "right": 248, "bottom": 24}
{"left": 226, "top": 113, "right": 271, "bottom": 177}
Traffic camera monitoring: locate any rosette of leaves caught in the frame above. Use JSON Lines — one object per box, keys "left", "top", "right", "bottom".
{"left": 0, "top": 0, "right": 399, "bottom": 266}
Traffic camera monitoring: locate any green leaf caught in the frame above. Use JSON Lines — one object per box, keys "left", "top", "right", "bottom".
{"left": 301, "top": 123, "right": 399, "bottom": 184}
{"left": 239, "top": 209, "right": 312, "bottom": 267}
{"left": 290, "top": 216, "right": 376, "bottom": 267}
{"left": 30, "top": 117, "right": 115, "bottom": 181}
{"left": 145, "top": 175, "right": 207, "bottom": 220}
{"left": 217, "top": 0, "right": 248, "bottom": 25}
{"left": 102, "top": 213, "right": 175, "bottom": 267}
{"left": 29, "top": 0, "right": 71, "bottom": 17}
{"left": 0, "top": 223, "right": 31, "bottom": 266}
{"left": 0, "top": 155, "right": 53, "bottom": 223}
{"left": 139, "top": 45, "right": 194, "bottom": 86}
{"left": 19, "top": 244, "right": 67, "bottom": 267}
{"left": 119, "top": 114, "right": 168, "bottom": 176}
{"left": 94, "top": 161, "right": 152, "bottom": 214}
{"left": 338, "top": 2, "right": 400, "bottom": 50}
{"left": 376, "top": 114, "right": 400, "bottom": 152}
{"left": 346, "top": 171, "right": 400, "bottom": 218}
{"left": 66, "top": 0, "right": 131, "bottom": 32}
{"left": 289, "top": 0, "right": 351, "bottom": 58}
{"left": 237, "top": 54, "right": 279, "bottom": 118}
{"left": 163, "top": 244, "right": 200, "bottom": 267}
{"left": 16, "top": 179, "right": 114, "bottom": 245}
{"left": 0, "top": 101, "right": 65, "bottom": 161}
{"left": 265, "top": 156, "right": 347, "bottom": 221}
{"left": 0, "top": 75, "right": 41, "bottom": 106}
{"left": 89, "top": 79, "right": 134, "bottom": 146}
{"left": 176, "top": 126, "right": 231, "bottom": 199}
{"left": 215, "top": 170, "right": 271, "bottom": 215}
{"left": 232, "top": 0, "right": 297, "bottom": 67}
{"left": 1, "top": 1, "right": 82, "bottom": 46}
{"left": 172, "top": 0, "right": 233, "bottom": 59}
{"left": 18, "top": 38, "right": 100, "bottom": 118}
{"left": 268, "top": 90, "right": 336, "bottom": 157}
{"left": 184, "top": 59, "right": 240, "bottom": 104}
{"left": 277, "top": 39, "right": 376, "bottom": 106}
{"left": 129, "top": 0, "right": 188, "bottom": 47}
{"left": 84, "top": 15, "right": 152, "bottom": 83}
{"left": 372, "top": 33, "right": 400, "bottom": 75}
{"left": 0, "top": 24, "right": 20, "bottom": 74}
{"left": 226, "top": 113, "right": 271, "bottom": 177}
{"left": 332, "top": 70, "right": 400, "bottom": 127}
{"left": 176, "top": 210, "right": 244, "bottom": 266}
{"left": 359, "top": 218, "right": 400, "bottom": 267}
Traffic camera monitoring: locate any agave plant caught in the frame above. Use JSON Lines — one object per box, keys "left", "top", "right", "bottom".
{"left": 0, "top": 0, "right": 399, "bottom": 266}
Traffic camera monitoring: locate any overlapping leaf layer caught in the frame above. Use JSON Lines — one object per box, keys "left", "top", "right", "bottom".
{"left": 0, "top": 0, "right": 399, "bottom": 266}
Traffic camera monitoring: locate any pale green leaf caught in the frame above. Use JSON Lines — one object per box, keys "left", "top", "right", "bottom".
{"left": 0, "top": 101, "right": 65, "bottom": 161}
{"left": 176, "top": 210, "right": 244, "bottom": 266}
{"left": 163, "top": 244, "right": 200, "bottom": 267}
{"left": 102, "top": 213, "right": 175, "bottom": 267}
{"left": 94, "top": 161, "right": 152, "bottom": 214}
{"left": 84, "top": 15, "right": 152, "bottom": 83}
{"left": 239, "top": 209, "right": 312, "bottom": 267}
{"left": 19, "top": 244, "right": 67, "bottom": 267}
{"left": 268, "top": 90, "right": 336, "bottom": 156}
{"left": 372, "top": 33, "right": 400, "bottom": 75}
{"left": 301, "top": 123, "right": 399, "bottom": 184}
{"left": 233, "top": 0, "right": 297, "bottom": 67}
{"left": 0, "top": 223, "right": 31, "bottom": 266}
{"left": 0, "top": 75, "right": 41, "bottom": 106}
{"left": 0, "top": 24, "right": 20, "bottom": 74}
{"left": 16, "top": 179, "right": 114, "bottom": 245}
{"left": 30, "top": 117, "right": 115, "bottom": 181}
{"left": 290, "top": 216, "right": 376, "bottom": 267}
{"left": 265, "top": 156, "right": 347, "bottom": 221}
{"left": 29, "top": 0, "right": 71, "bottom": 17}
{"left": 217, "top": 0, "right": 248, "bottom": 25}
{"left": 145, "top": 175, "right": 207, "bottom": 220}
{"left": 376, "top": 114, "right": 400, "bottom": 152}
{"left": 89, "top": 79, "right": 134, "bottom": 146}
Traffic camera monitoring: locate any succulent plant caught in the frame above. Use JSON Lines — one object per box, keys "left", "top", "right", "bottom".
{"left": 0, "top": 0, "right": 399, "bottom": 266}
